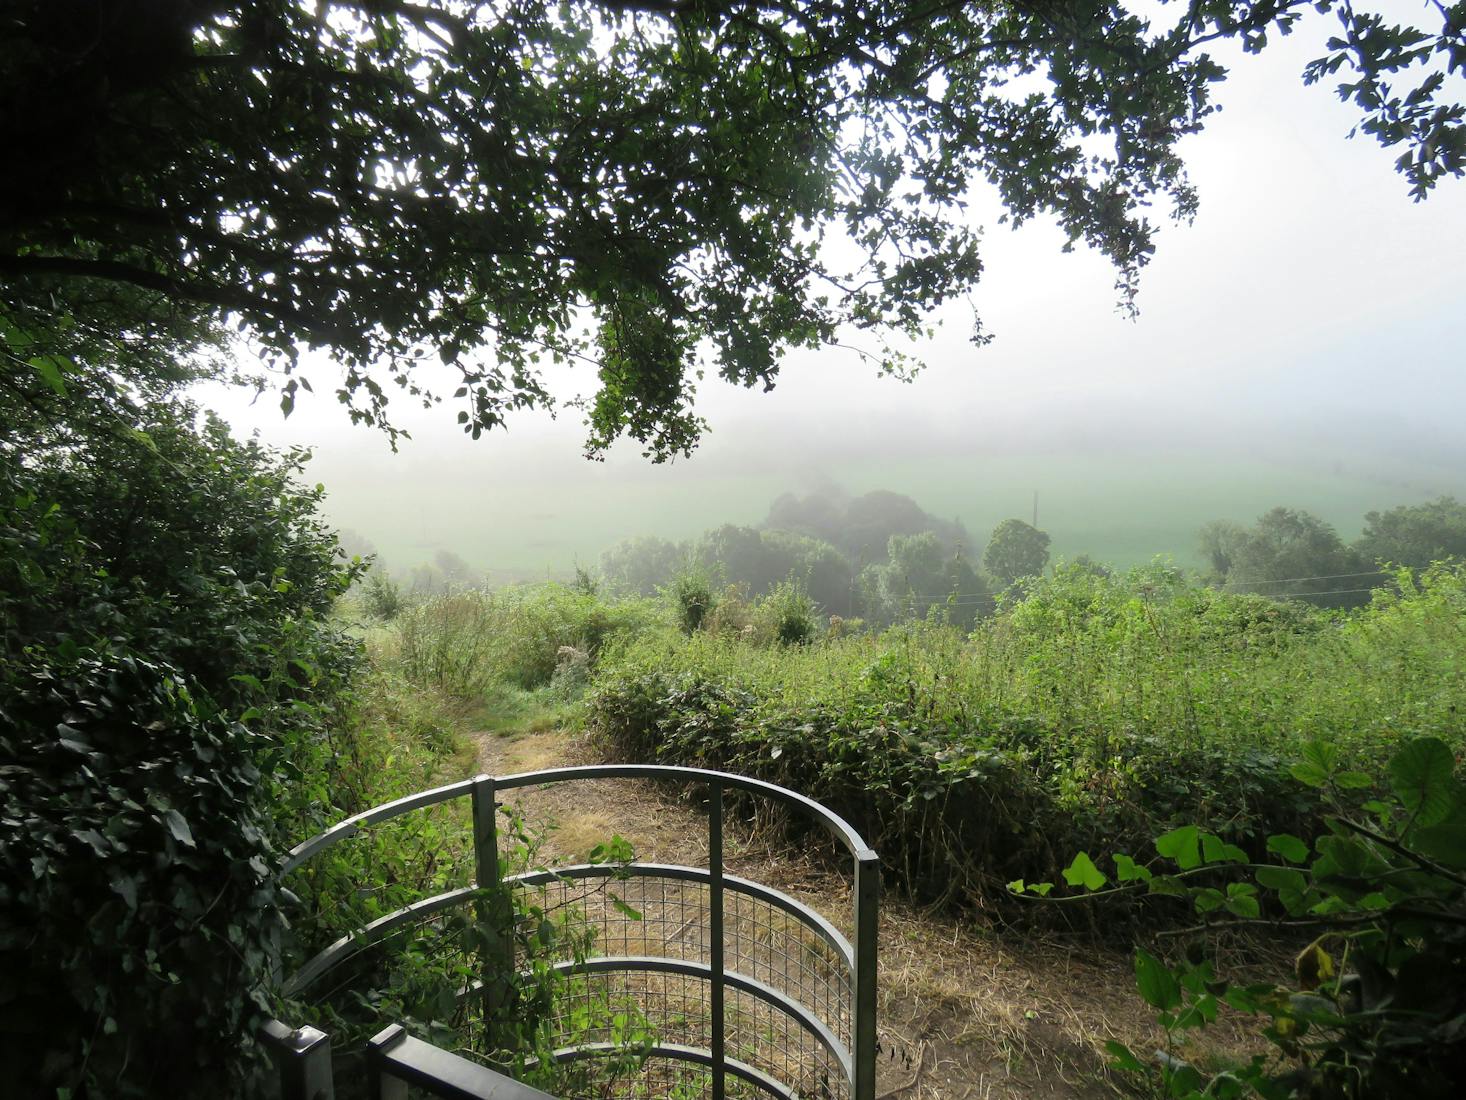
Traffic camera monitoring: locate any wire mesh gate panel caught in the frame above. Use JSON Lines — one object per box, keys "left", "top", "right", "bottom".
{"left": 266, "top": 765, "right": 879, "bottom": 1100}
{"left": 512, "top": 865, "right": 850, "bottom": 1098}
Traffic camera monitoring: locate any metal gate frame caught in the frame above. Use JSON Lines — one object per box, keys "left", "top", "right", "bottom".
{"left": 263, "top": 764, "right": 879, "bottom": 1100}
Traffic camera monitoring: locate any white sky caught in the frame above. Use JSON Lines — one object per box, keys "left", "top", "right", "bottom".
{"left": 203, "top": 9, "right": 1466, "bottom": 574}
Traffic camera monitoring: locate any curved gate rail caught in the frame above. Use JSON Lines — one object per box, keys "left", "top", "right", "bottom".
{"left": 264, "top": 765, "right": 880, "bottom": 1100}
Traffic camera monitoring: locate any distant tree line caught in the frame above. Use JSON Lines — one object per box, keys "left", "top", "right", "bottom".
{"left": 599, "top": 489, "right": 1054, "bottom": 629}
{"left": 372, "top": 492, "right": 1466, "bottom": 629}
{"left": 1199, "top": 498, "right": 1466, "bottom": 608}
{"left": 596, "top": 491, "right": 1466, "bottom": 626}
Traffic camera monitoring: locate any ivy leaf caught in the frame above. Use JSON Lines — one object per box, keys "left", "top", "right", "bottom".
{"left": 1225, "top": 983, "right": 1280, "bottom": 1014}
{"left": 608, "top": 892, "right": 643, "bottom": 921}
{"left": 1113, "top": 853, "right": 1153, "bottom": 882}
{"left": 1174, "top": 992, "right": 1220, "bottom": 1028}
{"left": 1414, "top": 824, "right": 1466, "bottom": 869}
{"left": 1389, "top": 738, "right": 1459, "bottom": 827}
{"left": 1135, "top": 948, "right": 1181, "bottom": 1010}
{"left": 29, "top": 355, "right": 68, "bottom": 396}
{"left": 109, "top": 870, "right": 138, "bottom": 910}
{"left": 1062, "top": 852, "right": 1108, "bottom": 891}
{"left": 1201, "top": 833, "right": 1248, "bottom": 864}
{"left": 1194, "top": 887, "right": 1226, "bottom": 913}
{"left": 1290, "top": 741, "right": 1338, "bottom": 788}
{"left": 1156, "top": 825, "right": 1201, "bottom": 870}
{"left": 1104, "top": 1039, "right": 1147, "bottom": 1073}
{"left": 162, "top": 809, "right": 196, "bottom": 849}
{"left": 1267, "top": 834, "right": 1310, "bottom": 864}
{"left": 1145, "top": 874, "right": 1187, "bottom": 898}
{"left": 1224, "top": 883, "right": 1261, "bottom": 918}
{"left": 1256, "top": 865, "right": 1308, "bottom": 895}
{"left": 1296, "top": 940, "right": 1335, "bottom": 991}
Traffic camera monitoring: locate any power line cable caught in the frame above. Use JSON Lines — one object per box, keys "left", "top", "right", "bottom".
{"left": 1264, "top": 586, "right": 1390, "bottom": 600}
{"left": 1223, "top": 569, "right": 1390, "bottom": 588}
{"left": 864, "top": 569, "right": 1397, "bottom": 604}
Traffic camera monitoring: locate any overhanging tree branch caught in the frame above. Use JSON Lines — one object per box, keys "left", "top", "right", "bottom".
{"left": 0, "top": 255, "right": 355, "bottom": 346}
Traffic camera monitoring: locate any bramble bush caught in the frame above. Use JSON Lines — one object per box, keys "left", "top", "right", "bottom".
{"left": 1027, "top": 736, "right": 1466, "bottom": 1098}
{"left": 585, "top": 565, "right": 1466, "bottom": 912}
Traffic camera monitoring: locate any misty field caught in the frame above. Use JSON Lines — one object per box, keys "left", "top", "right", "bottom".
{"left": 317, "top": 446, "right": 1466, "bottom": 584}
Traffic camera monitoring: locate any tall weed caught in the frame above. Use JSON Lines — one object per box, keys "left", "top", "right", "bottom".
{"left": 393, "top": 584, "right": 667, "bottom": 697}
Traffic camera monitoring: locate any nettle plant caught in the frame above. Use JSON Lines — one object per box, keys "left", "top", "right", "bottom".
{"left": 1012, "top": 737, "right": 1466, "bottom": 1099}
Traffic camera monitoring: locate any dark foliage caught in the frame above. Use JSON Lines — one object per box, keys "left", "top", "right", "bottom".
{"left": 0, "top": 397, "right": 361, "bottom": 1098}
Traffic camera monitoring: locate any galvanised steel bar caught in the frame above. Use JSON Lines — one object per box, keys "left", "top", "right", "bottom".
{"left": 258, "top": 1019, "right": 334, "bottom": 1100}
{"left": 367, "top": 1024, "right": 556, "bottom": 1100}
{"left": 284, "top": 862, "right": 856, "bottom": 1001}
{"left": 283, "top": 765, "right": 877, "bottom": 876}
{"left": 853, "top": 851, "right": 881, "bottom": 1100}
{"left": 471, "top": 774, "right": 514, "bottom": 1054}
{"left": 283, "top": 777, "right": 476, "bottom": 874}
{"left": 492, "top": 765, "right": 875, "bottom": 859}
{"left": 282, "top": 886, "right": 478, "bottom": 998}
{"left": 709, "top": 777, "right": 726, "bottom": 1100}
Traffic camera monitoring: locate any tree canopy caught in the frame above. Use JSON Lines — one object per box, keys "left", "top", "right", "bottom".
{"left": 984, "top": 517, "right": 1051, "bottom": 587}
{"left": 4, "top": 0, "right": 1463, "bottom": 456}
{"left": 1356, "top": 496, "right": 1466, "bottom": 571}
{"left": 1201, "top": 506, "right": 1372, "bottom": 606}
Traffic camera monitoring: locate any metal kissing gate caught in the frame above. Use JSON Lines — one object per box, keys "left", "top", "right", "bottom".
{"left": 262, "top": 765, "right": 880, "bottom": 1100}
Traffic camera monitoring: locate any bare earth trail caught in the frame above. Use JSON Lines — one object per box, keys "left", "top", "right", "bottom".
{"left": 475, "top": 724, "right": 1163, "bottom": 1100}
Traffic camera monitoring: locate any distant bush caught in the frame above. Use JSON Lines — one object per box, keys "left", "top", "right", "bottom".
{"left": 756, "top": 579, "right": 820, "bottom": 646}
{"left": 669, "top": 566, "right": 717, "bottom": 634}
{"left": 362, "top": 568, "right": 406, "bottom": 620}
{"left": 396, "top": 589, "right": 503, "bottom": 696}
{"left": 701, "top": 583, "right": 755, "bottom": 638}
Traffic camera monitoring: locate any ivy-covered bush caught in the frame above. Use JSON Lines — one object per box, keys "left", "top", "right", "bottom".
{"left": 584, "top": 655, "right": 1320, "bottom": 911}
{"left": 0, "top": 401, "right": 360, "bottom": 1098}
